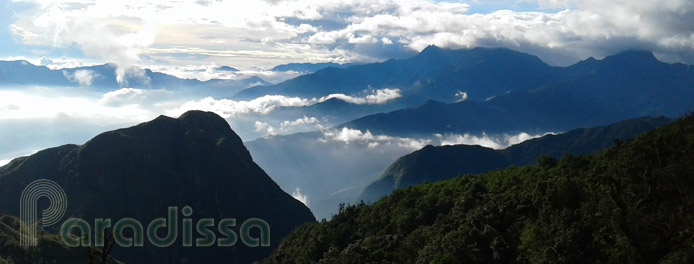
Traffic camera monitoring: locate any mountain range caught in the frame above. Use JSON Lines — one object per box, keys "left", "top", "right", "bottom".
{"left": 235, "top": 46, "right": 555, "bottom": 104}
{"left": 0, "top": 111, "right": 314, "bottom": 263}
{"left": 341, "top": 50, "right": 694, "bottom": 137}
{"left": 0, "top": 60, "right": 269, "bottom": 95}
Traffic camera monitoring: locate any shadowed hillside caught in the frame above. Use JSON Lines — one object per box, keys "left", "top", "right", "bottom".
{"left": 264, "top": 113, "right": 694, "bottom": 263}
{"left": 0, "top": 111, "right": 315, "bottom": 264}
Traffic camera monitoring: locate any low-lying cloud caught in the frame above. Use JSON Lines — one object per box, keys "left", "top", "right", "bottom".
{"left": 319, "top": 127, "right": 551, "bottom": 151}
{"left": 64, "top": 69, "right": 100, "bottom": 86}
{"left": 320, "top": 127, "right": 432, "bottom": 150}
{"left": 100, "top": 88, "right": 172, "bottom": 106}
{"left": 436, "top": 132, "right": 553, "bottom": 149}
{"left": 320, "top": 88, "right": 401, "bottom": 105}
{"left": 167, "top": 88, "right": 402, "bottom": 118}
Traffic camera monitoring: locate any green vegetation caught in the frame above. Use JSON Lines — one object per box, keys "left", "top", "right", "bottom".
{"left": 359, "top": 116, "right": 672, "bottom": 203}
{"left": 0, "top": 215, "right": 120, "bottom": 264}
{"left": 264, "top": 114, "right": 694, "bottom": 263}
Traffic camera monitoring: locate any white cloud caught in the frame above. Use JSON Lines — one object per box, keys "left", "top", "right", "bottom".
{"left": 455, "top": 91, "right": 467, "bottom": 102}
{"left": 436, "top": 132, "right": 551, "bottom": 149}
{"left": 0, "top": 87, "right": 161, "bottom": 122}
{"left": 320, "top": 127, "right": 431, "bottom": 150}
{"left": 168, "top": 95, "right": 315, "bottom": 118}
{"left": 167, "top": 88, "right": 402, "bottom": 118}
{"left": 252, "top": 116, "right": 323, "bottom": 137}
{"left": 100, "top": 88, "right": 171, "bottom": 106}
{"left": 64, "top": 69, "right": 100, "bottom": 86}
{"left": 280, "top": 116, "right": 320, "bottom": 130}
{"left": 143, "top": 64, "right": 303, "bottom": 83}
{"left": 292, "top": 187, "right": 309, "bottom": 206}
{"left": 319, "top": 88, "right": 402, "bottom": 105}
{"left": 318, "top": 127, "right": 551, "bottom": 152}
{"left": 0, "top": 159, "right": 11, "bottom": 167}
{"left": 10, "top": 0, "right": 693, "bottom": 69}
{"left": 254, "top": 121, "right": 277, "bottom": 136}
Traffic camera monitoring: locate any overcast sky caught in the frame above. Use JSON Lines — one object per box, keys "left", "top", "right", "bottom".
{"left": 1, "top": 0, "right": 693, "bottom": 74}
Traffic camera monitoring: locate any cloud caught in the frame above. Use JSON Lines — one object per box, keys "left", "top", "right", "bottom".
{"left": 318, "top": 127, "right": 551, "bottom": 151}
{"left": 10, "top": 0, "right": 694, "bottom": 70}
{"left": 0, "top": 87, "right": 159, "bottom": 121}
{"left": 292, "top": 187, "right": 309, "bottom": 206}
{"left": 320, "top": 127, "right": 431, "bottom": 150}
{"left": 436, "top": 132, "right": 551, "bottom": 149}
{"left": 99, "top": 88, "right": 171, "bottom": 106}
{"left": 167, "top": 88, "right": 402, "bottom": 118}
{"left": 280, "top": 116, "right": 319, "bottom": 130}
{"left": 455, "top": 91, "right": 468, "bottom": 102}
{"left": 144, "top": 64, "right": 304, "bottom": 83}
{"left": 64, "top": 69, "right": 100, "bottom": 86}
{"left": 319, "top": 88, "right": 401, "bottom": 105}
{"left": 253, "top": 116, "right": 323, "bottom": 137}
{"left": 254, "top": 121, "right": 277, "bottom": 136}
{"left": 168, "top": 95, "right": 315, "bottom": 118}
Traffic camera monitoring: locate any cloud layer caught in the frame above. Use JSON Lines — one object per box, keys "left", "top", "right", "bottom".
{"left": 167, "top": 88, "right": 402, "bottom": 118}
{"left": 5, "top": 0, "right": 693, "bottom": 73}
{"left": 318, "top": 127, "right": 549, "bottom": 151}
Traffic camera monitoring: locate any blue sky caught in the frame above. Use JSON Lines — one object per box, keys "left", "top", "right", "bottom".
{"left": 1, "top": 0, "right": 693, "bottom": 76}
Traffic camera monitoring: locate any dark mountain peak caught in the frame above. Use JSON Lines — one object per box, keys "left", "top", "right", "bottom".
{"left": 420, "top": 45, "right": 443, "bottom": 54}
{"left": 414, "top": 45, "right": 449, "bottom": 61}
{"left": 179, "top": 110, "right": 232, "bottom": 132}
{"left": 0, "top": 111, "right": 315, "bottom": 263}
{"left": 604, "top": 50, "right": 659, "bottom": 64}
{"left": 81, "top": 111, "right": 244, "bottom": 158}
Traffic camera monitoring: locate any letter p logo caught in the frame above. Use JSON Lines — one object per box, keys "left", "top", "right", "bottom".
{"left": 20, "top": 179, "right": 68, "bottom": 247}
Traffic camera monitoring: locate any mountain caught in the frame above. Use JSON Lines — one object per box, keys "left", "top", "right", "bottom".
{"left": 0, "top": 61, "right": 269, "bottom": 94}
{"left": 235, "top": 46, "right": 556, "bottom": 104}
{"left": 0, "top": 111, "right": 315, "bottom": 263}
{"left": 342, "top": 50, "right": 694, "bottom": 137}
{"left": 263, "top": 113, "right": 694, "bottom": 263}
{"left": 0, "top": 215, "right": 121, "bottom": 264}
{"left": 358, "top": 116, "right": 672, "bottom": 203}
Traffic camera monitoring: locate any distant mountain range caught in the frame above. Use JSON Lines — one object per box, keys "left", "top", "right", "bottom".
{"left": 358, "top": 116, "right": 672, "bottom": 203}
{"left": 341, "top": 50, "right": 694, "bottom": 137}
{"left": 0, "top": 111, "right": 315, "bottom": 263}
{"left": 0, "top": 60, "right": 269, "bottom": 95}
{"left": 235, "top": 46, "right": 555, "bottom": 104}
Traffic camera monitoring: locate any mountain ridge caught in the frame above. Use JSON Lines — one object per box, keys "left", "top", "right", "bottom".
{"left": 357, "top": 116, "right": 673, "bottom": 203}
{"left": 0, "top": 110, "right": 315, "bottom": 264}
